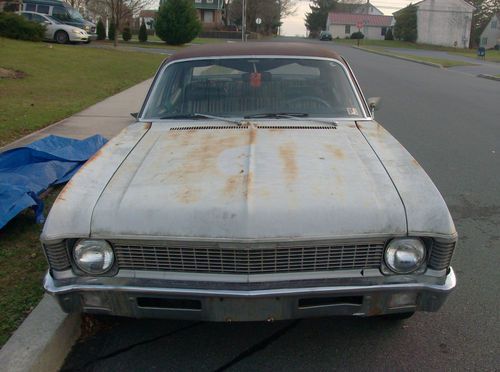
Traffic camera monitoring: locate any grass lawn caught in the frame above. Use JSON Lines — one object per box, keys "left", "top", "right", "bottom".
{"left": 355, "top": 45, "right": 477, "bottom": 68}
{"left": 0, "top": 187, "right": 60, "bottom": 347}
{"left": 0, "top": 37, "right": 165, "bottom": 147}
{"left": 333, "top": 39, "right": 500, "bottom": 63}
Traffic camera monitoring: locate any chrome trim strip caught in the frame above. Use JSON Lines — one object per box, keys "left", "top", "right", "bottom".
{"left": 45, "top": 268, "right": 456, "bottom": 298}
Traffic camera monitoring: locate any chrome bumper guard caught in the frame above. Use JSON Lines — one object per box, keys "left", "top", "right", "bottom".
{"left": 44, "top": 268, "right": 456, "bottom": 321}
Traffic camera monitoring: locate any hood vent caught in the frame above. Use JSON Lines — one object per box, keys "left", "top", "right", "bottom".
{"left": 170, "top": 124, "right": 336, "bottom": 131}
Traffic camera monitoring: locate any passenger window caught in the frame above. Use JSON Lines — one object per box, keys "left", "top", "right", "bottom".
{"left": 31, "top": 14, "right": 46, "bottom": 23}
{"left": 21, "top": 12, "right": 32, "bottom": 20}
{"left": 37, "top": 5, "right": 50, "bottom": 14}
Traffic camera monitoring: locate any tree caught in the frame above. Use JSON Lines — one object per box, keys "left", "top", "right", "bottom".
{"left": 155, "top": 0, "right": 201, "bottom": 45}
{"left": 104, "top": 0, "right": 152, "bottom": 46}
{"left": 108, "top": 21, "right": 116, "bottom": 40}
{"left": 469, "top": 0, "right": 500, "bottom": 46}
{"left": 385, "top": 27, "right": 394, "bottom": 41}
{"left": 228, "top": 0, "right": 295, "bottom": 35}
{"left": 122, "top": 25, "right": 131, "bottom": 41}
{"left": 393, "top": 4, "right": 417, "bottom": 42}
{"left": 96, "top": 19, "right": 106, "bottom": 40}
{"left": 138, "top": 19, "right": 147, "bottom": 42}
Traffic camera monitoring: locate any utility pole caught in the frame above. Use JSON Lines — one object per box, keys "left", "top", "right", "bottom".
{"left": 242, "top": 0, "right": 247, "bottom": 42}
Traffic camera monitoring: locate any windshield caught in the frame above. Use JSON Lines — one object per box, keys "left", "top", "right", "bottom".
{"left": 67, "top": 8, "right": 84, "bottom": 21}
{"left": 142, "top": 58, "right": 365, "bottom": 120}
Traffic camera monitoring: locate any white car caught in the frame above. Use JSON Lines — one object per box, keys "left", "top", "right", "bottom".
{"left": 21, "top": 11, "right": 89, "bottom": 44}
{"left": 41, "top": 43, "right": 457, "bottom": 322}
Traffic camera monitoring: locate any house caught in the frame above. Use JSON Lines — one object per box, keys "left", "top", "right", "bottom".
{"left": 326, "top": 13, "right": 393, "bottom": 40}
{"left": 335, "top": 0, "right": 384, "bottom": 16}
{"left": 479, "top": 13, "right": 500, "bottom": 48}
{"left": 394, "top": 0, "right": 475, "bottom": 48}
{"left": 159, "top": 0, "right": 224, "bottom": 29}
{"left": 138, "top": 9, "right": 156, "bottom": 31}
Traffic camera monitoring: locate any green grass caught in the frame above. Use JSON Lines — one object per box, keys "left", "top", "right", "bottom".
{"left": 0, "top": 37, "right": 165, "bottom": 147}
{"left": 332, "top": 39, "right": 500, "bottom": 63}
{"left": 356, "top": 45, "right": 477, "bottom": 68}
{"left": 0, "top": 188, "right": 61, "bottom": 347}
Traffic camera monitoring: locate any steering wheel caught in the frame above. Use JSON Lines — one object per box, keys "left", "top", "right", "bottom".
{"left": 284, "top": 96, "right": 334, "bottom": 110}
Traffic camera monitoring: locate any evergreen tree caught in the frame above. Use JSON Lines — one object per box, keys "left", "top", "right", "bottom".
{"left": 139, "top": 19, "right": 148, "bottom": 42}
{"left": 108, "top": 22, "right": 116, "bottom": 41}
{"left": 96, "top": 19, "right": 106, "bottom": 40}
{"left": 394, "top": 4, "right": 417, "bottom": 42}
{"left": 385, "top": 28, "right": 394, "bottom": 41}
{"left": 156, "top": 0, "right": 202, "bottom": 45}
{"left": 122, "top": 26, "right": 132, "bottom": 41}
{"left": 305, "top": 0, "right": 337, "bottom": 38}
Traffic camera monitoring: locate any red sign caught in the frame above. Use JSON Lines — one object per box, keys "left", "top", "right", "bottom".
{"left": 356, "top": 22, "right": 363, "bottom": 29}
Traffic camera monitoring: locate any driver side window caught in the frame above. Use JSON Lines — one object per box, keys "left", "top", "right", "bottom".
{"left": 31, "top": 14, "right": 47, "bottom": 24}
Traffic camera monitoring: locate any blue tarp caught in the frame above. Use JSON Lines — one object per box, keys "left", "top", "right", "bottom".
{"left": 0, "top": 135, "right": 107, "bottom": 229}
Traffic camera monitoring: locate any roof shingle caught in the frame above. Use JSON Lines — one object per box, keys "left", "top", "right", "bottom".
{"left": 328, "top": 12, "right": 393, "bottom": 27}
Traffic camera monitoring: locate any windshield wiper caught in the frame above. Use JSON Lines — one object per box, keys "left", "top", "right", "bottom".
{"left": 160, "top": 113, "right": 243, "bottom": 126}
{"left": 244, "top": 113, "right": 338, "bottom": 127}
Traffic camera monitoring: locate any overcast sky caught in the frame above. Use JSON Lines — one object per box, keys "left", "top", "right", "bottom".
{"left": 281, "top": 0, "right": 415, "bottom": 36}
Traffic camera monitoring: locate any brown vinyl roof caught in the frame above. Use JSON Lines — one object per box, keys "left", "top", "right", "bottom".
{"left": 168, "top": 42, "right": 343, "bottom": 62}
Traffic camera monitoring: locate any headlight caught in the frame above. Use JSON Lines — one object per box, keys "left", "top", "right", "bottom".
{"left": 384, "top": 238, "right": 426, "bottom": 274}
{"left": 71, "top": 28, "right": 80, "bottom": 33}
{"left": 73, "top": 239, "right": 114, "bottom": 274}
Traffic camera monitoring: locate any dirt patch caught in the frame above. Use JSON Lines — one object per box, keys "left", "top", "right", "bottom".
{"left": 0, "top": 67, "right": 26, "bottom": 79}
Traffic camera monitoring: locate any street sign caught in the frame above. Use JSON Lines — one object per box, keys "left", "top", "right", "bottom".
{"left": 356, "top": 22, "right": 363, "bottom": 29}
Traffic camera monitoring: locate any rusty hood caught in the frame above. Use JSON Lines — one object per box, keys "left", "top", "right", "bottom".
{"left": 87, "top": 121, "right": 406, "bottom": 240}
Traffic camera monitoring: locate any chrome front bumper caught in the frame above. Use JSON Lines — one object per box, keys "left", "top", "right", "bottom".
{"left": 44, "top": 268, "right": 456, "bottom": 321}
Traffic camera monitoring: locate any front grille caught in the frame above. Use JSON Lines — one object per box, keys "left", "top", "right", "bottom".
{"left": 113, "top": 240, "right": 385, "bottom": 274}
{"left": 43, "top": 242, "right": 71, "bottom": 271}
{"left": 429, "top": 239, "right": 456, "bottom": 270}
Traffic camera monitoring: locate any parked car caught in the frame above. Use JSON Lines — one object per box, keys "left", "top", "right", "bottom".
{"left": 320, "top": 30, "right": 333, "bottom": 41}
{"left": 21, "top": 11, "right": 88, "bottom": 43}
{"left": 20, "top": 0, "right": 96, "bottom": 41}
{"left": 41, "top": 42, "right": 457, "bottom": 322}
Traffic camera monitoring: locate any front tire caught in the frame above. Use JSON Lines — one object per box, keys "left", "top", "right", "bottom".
{"left": 55, "top": 31, "right": 69, "bottom": 44}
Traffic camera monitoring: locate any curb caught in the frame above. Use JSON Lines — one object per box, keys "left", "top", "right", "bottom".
{"left": 477, "top": 73, "right": 500, "bottom": 81}
{"left": 0, "top": 294, "right": 80, "bottom": 372}
{"left": 352, "top": 46, "right": 443, "bottom": 69}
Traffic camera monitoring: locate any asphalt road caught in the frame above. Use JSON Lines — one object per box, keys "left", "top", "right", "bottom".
{"left": 62, "top": 39, "right": 500, "bottom": 371}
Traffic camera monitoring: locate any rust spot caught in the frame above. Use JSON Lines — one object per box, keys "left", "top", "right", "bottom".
{"left": 176, "top": 188, "right": 201, "bottom": 204}
{"left": 279, "top": 143, "right": 298, "bottom": 184}
{"left": 411, "top": 158, "right": 422, "bottom": 168}
{"left": 224, "top": 174, "right": 245, "bottom": 196}
{"left": 55, "top": 180, "right": 74, "bottom": 202}
{"left": 249, "top": 125, "right": 257, "bottom": 146}
{"left": 143, "top": 122, "right": 152, "bottom": 130}
{"left": 325, "top": 144, "right": 345, "bottom": 160}
{"left": 348, "top": 123, "right": 357, "bottom": 129}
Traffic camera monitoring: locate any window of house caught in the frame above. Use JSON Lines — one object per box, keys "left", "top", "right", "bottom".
{"left": 37, "top": 5, "right": 50, "bottom": 14}
{"left": 203, "top": 10, "right": 214, "bottom": 23}
{"left": 492, "top": 21, "right": 497, "bottom": 29}
{"left": 345, "top": 25, "right": 350, "bottom": 34}
{"left": 481, "top": 37, "right": 488, "bottom": 46}
{"left": 381, "top": 27, "right": 387, "bottom": 36}
{"left": 195, "top": 0, "right": 201, "bottom": 3}
{"left": 207, "top": 0, "right": 214, "bottom": 3}
{"left": 26, "top": 3, "right": 36, "bottom": 11}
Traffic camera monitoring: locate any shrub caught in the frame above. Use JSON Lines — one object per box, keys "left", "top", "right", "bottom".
{"left": 122, "top": 26, "right": 131, "bottom": 41}
{"left": 394, "top": 4, "right": 417, "bottom": 42}
{"left": 108, "top": 22, "right": 116, "bottom": 41}
{"left": 350, "top": 31, "right": 364, "bottom": 40}
{"left": 96, "top": 19, "right": 106, "bottom": 40}
{"left": 156, "top": 0, "right": 201, "bottom": 45}
{"left": 138, "top": 20, "right": 147, "bottom": 42}
{"left": 385, "top": 28, "right": 394, "bottom": 41}
{"left": 0, "top": 12, "right": 45, "bottom": 41}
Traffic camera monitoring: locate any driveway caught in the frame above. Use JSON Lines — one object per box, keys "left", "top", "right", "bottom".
{"left": 61, "top": 39, "right": 500, "bottom": 371}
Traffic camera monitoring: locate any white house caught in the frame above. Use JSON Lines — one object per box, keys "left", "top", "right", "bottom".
{"left": 397, "top": 0, "right": 475, "bottom": 48}
{"left": 479, "top": 13, "right": 500, "bottom": 48}
{"left": 327, "top": 13, "right": 393, "bottom": 40}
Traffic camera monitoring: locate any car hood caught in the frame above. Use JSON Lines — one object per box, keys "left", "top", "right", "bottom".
{"left": 89, "top": 121, "right": 406, "bottom": 240}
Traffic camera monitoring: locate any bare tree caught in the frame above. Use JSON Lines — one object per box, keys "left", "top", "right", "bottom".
{"left": 104, "top": 0, "right": 152, "bottom": 46}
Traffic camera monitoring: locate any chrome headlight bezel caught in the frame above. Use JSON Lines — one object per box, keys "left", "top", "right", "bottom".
{"left": 383, "top": 238, "right": 427, "bottom": 275}
{"left": 72, "top": 239, "right": 115, "bottom": 275}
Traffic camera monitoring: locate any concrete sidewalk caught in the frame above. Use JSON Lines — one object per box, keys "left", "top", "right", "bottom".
{"left": 1, "top": 78, "right": 153, "bottom": 152}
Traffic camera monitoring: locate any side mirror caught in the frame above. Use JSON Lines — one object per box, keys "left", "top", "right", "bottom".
{"left": 130, "top": 112, "right": 139, "bottom": 119}
{"left": 367, "top": 97, "right": 382, "bottom": 116}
